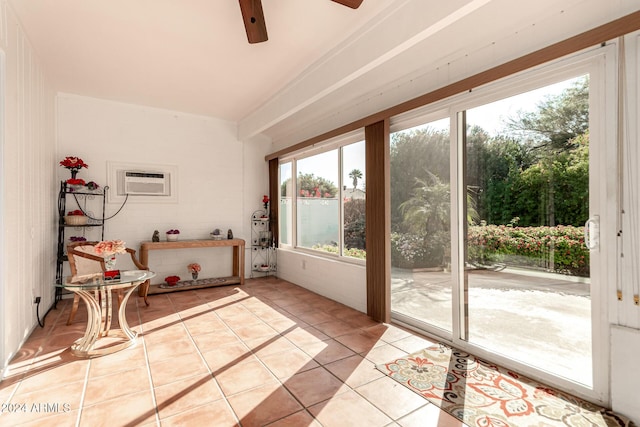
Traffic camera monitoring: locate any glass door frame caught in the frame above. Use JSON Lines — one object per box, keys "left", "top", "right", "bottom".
{"left": 388, "top": 106, "right": 456, "bottom": 339}
{"left": 390, "top": 45, "right": 616, "bottom": 405}
{"left": 450, "top": 47, "right": 615, "bottom": 405}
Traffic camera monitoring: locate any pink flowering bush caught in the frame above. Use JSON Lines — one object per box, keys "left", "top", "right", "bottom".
{"left": 468, "top": 225, "right": 589, "bottom": 277}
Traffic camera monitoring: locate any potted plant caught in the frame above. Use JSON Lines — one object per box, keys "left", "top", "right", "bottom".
{"left": 187, "top": 263, "right": 201, "bottom": 280}
{"left": 94, "top": 239, "right": 126, "bottom": 271}
{"left": 166, "top": 229, "right": 180, "bottom": 241}
{"left": 59, "top": 156, "right": 88, "bottom": 179}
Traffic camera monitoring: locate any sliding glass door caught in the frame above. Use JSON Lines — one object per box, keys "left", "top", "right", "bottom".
{"left": 462, "top": 75, "right": 593, "bottom": 386}
{"left": 390, "top": 117, "right": 453, "bottom": 334}
{"left": 390, "top": 60, "right": 609, "bottom": 401}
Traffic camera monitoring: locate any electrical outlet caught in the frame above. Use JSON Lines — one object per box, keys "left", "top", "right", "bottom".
{"left": 34, "top": 296, "right": 41, "bottom": 304}
{"left": 301, "top": 260, "right": 306, "bottom": 270}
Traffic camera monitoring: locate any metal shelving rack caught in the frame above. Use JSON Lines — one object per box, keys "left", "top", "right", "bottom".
{"left": 250, "top": 209, "right": 276, "bottom": 278}
{"left": 55, "top": 181, "right": 107, "bottom": 304}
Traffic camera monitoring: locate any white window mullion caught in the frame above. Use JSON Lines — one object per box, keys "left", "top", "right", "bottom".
{"left": 338, "top": 147, "right": 345, "bottom": 257}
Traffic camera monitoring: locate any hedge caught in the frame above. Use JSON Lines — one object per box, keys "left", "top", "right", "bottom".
{"left": 391, "top": 224, "right": 589, "bottom": 277}
{"left": 468, "top": 224, "right": 589, "bottom": 277}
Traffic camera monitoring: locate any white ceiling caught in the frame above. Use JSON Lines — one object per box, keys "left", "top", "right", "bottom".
{"left": 8, "top": 0, "right": 640, "bottom": 146}
{"left": 8, "top": 0, "right": 397, "bottom": 120}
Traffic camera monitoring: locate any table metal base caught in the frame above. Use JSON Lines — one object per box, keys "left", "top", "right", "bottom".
{"left": 68, "top": 282, "right": 140, "bottom": 358}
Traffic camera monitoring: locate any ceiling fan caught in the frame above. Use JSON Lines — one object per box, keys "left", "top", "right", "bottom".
{"left": 239, "top": 0, "right": 364, "bottom": 44}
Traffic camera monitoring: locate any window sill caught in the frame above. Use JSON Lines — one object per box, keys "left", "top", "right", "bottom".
{"left": 277, "top": 245, "right": 366, "bottom": 267}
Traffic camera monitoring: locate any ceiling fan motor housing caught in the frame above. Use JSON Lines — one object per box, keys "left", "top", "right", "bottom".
{"left": 238, "top": 0, "right": 363, "bottom": 44}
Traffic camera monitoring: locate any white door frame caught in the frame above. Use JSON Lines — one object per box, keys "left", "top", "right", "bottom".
{"left": 0, "top": 51, "right": 6, "bottom": 378}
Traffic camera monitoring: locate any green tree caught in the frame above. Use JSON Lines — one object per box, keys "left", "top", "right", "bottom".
{"left": 472, "top": 75, "right": 590, "bottom": 227}
{"left": 295, "top": 173, "right": 338, "bottom": 198}
{"left": 344, "top": 198, "right": 366, "bottom": 250}
{"left": 400, "top": 171, "right": 450, "bottom": 235}
{"left": 506, "top": 76, "right": 589, "bottom": 151}
{"left": 280, "top": 173, "right": 338, "bottom": 198}
{"left": 479, "top": 135, "right": 535, "bottom": 225}
{"left": 512, "top": 133, "right": 588, "bottom": 226}
{"left": 390, "top": 127, "right": 450, "bottom": 231}
{"left": 348, "top": 169, "right": 363, "bottom": 190}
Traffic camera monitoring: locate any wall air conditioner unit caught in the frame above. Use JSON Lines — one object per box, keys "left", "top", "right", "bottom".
{"left": 123, "top": 171, "right": 170, "bottom": 196}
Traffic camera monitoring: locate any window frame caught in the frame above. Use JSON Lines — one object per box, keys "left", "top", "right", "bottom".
{"left": 279, "top": 130, "right": 366, "bottom": 264}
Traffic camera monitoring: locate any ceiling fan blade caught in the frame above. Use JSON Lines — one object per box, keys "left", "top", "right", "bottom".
{"left": 331, "top": 0, "right": 364, "bottom": 9}
{"left": 239, "top": 0, "right": 268, "bottom": 43}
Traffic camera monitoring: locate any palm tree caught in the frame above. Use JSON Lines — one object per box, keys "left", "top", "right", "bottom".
{"left": 400, "top": 172, "right": 450, "bottom": 235}
{"left": 348, "top": 169, "right": 363, "bottom": 190}
{"left": 400, "top": 171, "right": 479, "bottom": 234}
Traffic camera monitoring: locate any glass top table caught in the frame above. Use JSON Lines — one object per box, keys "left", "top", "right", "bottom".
{"left": 57, "top": 270, "right": 156, "bottom": 358}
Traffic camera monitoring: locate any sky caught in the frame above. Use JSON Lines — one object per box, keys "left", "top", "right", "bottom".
{"left": 283, "top": 140, "right": 366, "bottom": 191}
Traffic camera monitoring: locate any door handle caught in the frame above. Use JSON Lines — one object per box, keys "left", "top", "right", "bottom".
{"left": 584, "top": 215, "right": 600, "bottom": 251}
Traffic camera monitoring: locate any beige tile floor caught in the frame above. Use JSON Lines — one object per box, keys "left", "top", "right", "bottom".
{"left": 0, "top": 277, "right": 468, "bottom": 426}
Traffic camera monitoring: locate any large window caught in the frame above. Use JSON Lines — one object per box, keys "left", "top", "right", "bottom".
{"left": 279, "top": 139, "right": 365, "bottom": 260}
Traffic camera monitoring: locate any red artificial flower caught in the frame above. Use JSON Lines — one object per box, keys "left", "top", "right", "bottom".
{"left": 67, "top": 210, "right": 84, "bottom": 216}
{"left": 66, "top": 178, "right": 86, "bottom": 186}
{"left": 164, "top": 275, "right": 180, "bottom": 285}
{"left": 262, "top": 195, "right": 270, "bottom": 204}
{"left": 59, "top": 156, "right": 88, "bottom": 170}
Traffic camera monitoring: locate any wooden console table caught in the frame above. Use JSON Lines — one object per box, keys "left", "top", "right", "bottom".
{"left": 138, "top": 239, "right": 245, "bottom": 296}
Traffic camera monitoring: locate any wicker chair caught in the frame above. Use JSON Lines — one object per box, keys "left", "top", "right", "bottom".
{"left": 66, "top": 241, "right": 148, "bottom": 325}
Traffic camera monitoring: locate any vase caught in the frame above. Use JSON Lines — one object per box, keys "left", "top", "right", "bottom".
{"left": 191, "top": 272, "right": 198, "bottom": 280}
{"left": 70, "top": 169, "right": 78, "bottom": 179}
{"left": 104, "top": 256, "right": 116, "bottom": 271}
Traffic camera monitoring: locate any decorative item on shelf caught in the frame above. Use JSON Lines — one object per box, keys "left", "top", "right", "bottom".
{"left": 187, "top": 263, "right": 201, "bottom": 280}
{"left": 227, "top": 229, "right": 233, "bottom": 239}
{"left": 59, "top": 156, "right": 88, "bottom": 179}
{"left": 66, "top": 178, "right": 86, "bottom": 191}
{"left": 259, "top": 231, "right": 272, "bottom": 247}
{"left": 164, "top": 275, "right": 180, "bottom": 286}
{"left": 166, "top": 229, "right": 180, "bottom": 241}
{"left": 94, "top": 240, "right": 126, "bottom": 272}
{"left": 85, "top": 181, "right": 100, "bottom": 191}
{"left": 69, "top": 236, "right": 87, "bottom": 243}
{"left": 64, "top": 209, "right": 88, "bottom": 225}
{"left": 210, "top": 229, "right": 223, "bottom": 240}
{"left": 259, "top": 264, "right": 270, "bottom": 272}
{"left": 261, "top": 195, "right": 269, "bottom": 218}
{"left": 152, "top": 230, "right": 160, "bottom": 242}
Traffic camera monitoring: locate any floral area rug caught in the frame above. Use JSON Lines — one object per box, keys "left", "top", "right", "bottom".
{"left": 376, "top": 343, "right": 635, "bottom": 427}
